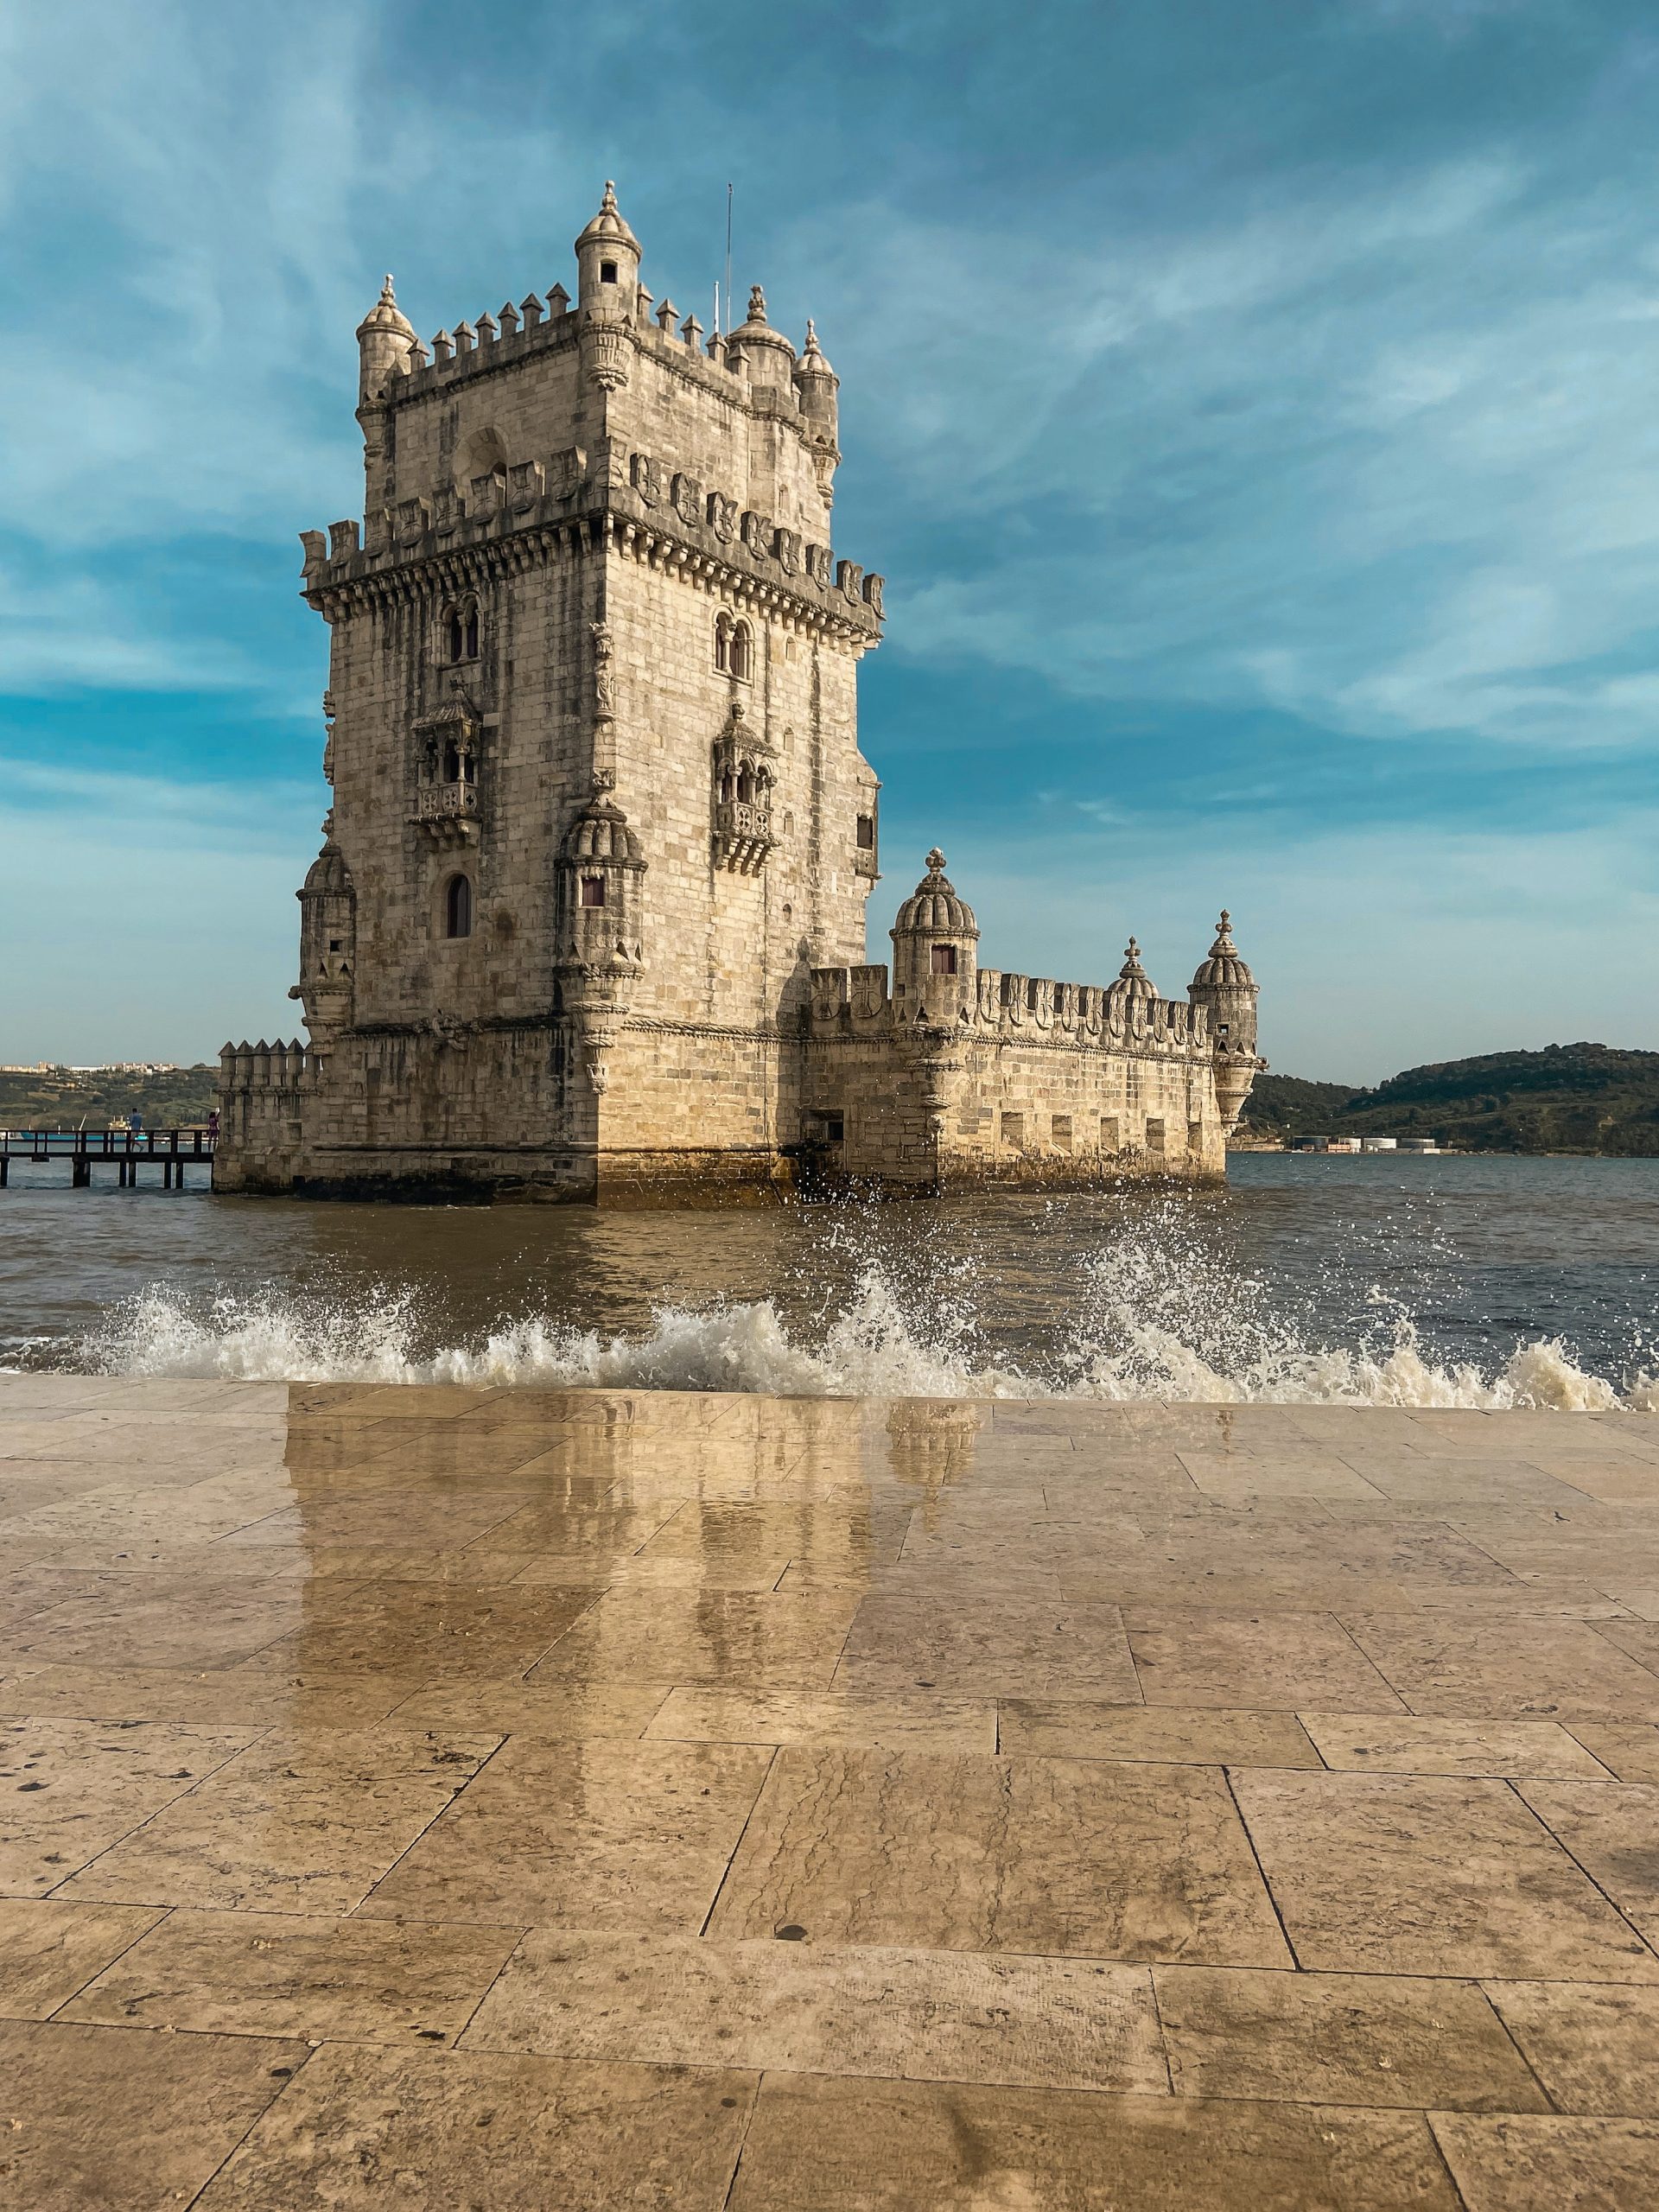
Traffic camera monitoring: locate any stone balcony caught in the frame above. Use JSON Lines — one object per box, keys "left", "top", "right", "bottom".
{"left": 412, "top": 780, "right": 480, "bottom": 848}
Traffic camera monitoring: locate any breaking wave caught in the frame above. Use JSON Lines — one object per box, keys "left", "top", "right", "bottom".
{"left": 66, "top": 1233, "right": 1659, "bottom": 1412}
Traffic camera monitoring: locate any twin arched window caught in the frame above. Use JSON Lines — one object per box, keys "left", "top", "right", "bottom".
{"left": 444, "top": 600, "right": 480, "bottom": 664}
{"left": 445, "top": 874, "right": 474, "bottom": 939}
{"left": 715, "top": 613, "right": 753, "bottom": 682}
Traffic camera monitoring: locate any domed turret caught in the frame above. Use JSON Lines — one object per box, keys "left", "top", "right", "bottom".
{"left": 562, "top": 791, "right": 645, "bottom": 868}
{"left": 893, "top": 849, "right": 978, "bottom": 938}
{"left": 728, "top": 284, "right": 798, "bottom": 397}
{"left": 555, "top": 783, "right": 647, "bottom": 1095}
{"left": 794, "top": 318, "right": 842, "bottom": 511}
{"left": 1187, "top": 911, "right": 1262, "bottom": 1135}
{"left": 891, "top": 849, "right": 979, "bottom": 1022}
{"left": 291, "top": 836, "right": 356, "bottom": 1039}
{"left": 355, "top": 275, "right": 416, "bottom": 402}
{"left": 1105, "top": 938, "right": 1157, "bottom": 1013}
{"left": 794, "top": 319, "right": 838, "bottom": 425}
{"left": 575, "top": 181, "right": 642, "bottom": 315}
{"left": 1191, "top": 910, "right": 1255, "bottom": 994}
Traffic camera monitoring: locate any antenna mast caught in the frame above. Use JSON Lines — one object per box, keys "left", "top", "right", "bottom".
{"left": 724, "top": 181, "right": 734, "bottom": 338}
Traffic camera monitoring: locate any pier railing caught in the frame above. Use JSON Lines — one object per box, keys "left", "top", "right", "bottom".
{"left": 0, "top": 1128, "right": 214, "bottom": 1188}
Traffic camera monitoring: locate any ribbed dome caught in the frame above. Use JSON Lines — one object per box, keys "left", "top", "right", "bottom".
{"left": 893, "top": 849, "right": 979, "bottom": 938}
{"left": 1191, "top": 912, "right": 1255, "bottom": 991}
{"left": 355, "top": 276, "right": 414, "bottom": 342}
{"left": 1106, "top": 938, "right": 1157, "bottom": 1005}
{"left": 575, "top": 181, "right": 639, "bottom": 253}
{"left": 563, "top": 791, "right": 644, "bottom": 865}
{"left": 302, "top": 839, "right": 354, "bottom": 897}
{"left": 795, "top": 318, "right": 836, "bottom": 383}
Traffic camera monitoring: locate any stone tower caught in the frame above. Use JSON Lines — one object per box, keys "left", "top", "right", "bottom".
{"left": 216, "top": 181, "right": 1261, "bottom": 1200}
{"left": 217, "top": 182, "right": 885, "bottom": 1200}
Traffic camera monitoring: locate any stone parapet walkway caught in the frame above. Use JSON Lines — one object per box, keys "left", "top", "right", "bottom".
{"left": 3, "top": 1376, "right": 1659, "bottom": 2206}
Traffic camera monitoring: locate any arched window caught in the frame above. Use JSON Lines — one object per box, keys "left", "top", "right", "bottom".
{"left": 445, "top": 874, "right": 474, "bottom": 939}
{"left": 730, "top": 620, "right": 753, "bottom": 683}
{"left": 736, "top": 767, "right": 753, "bottom": 805}
{"left": 443, "top": 599, "right": 480, "bottom": 664}
{"left": 714, "top": 613, "right": 732, "bottom": 674}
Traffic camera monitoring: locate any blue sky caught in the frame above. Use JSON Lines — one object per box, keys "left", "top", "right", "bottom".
{"left": 2, "top": 0, "right": 1657, "bottom": 1081}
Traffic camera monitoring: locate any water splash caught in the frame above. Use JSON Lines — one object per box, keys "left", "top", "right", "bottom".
{"left": 68, "top": 1249, "right": 1656, "bottom": 1410}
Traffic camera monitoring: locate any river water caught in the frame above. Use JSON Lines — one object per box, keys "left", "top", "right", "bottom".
{"left": 1, "top": 1154, "right": 1655, "bottom": 1408}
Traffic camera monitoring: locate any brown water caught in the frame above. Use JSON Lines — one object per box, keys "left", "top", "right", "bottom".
{"left": 2, "top": 1154, "right": 1656, "bottom": 1405}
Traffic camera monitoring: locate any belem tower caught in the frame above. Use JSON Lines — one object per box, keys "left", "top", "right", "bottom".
{"left": 215, "top": 183, "right": 1262, "bottom": 1204}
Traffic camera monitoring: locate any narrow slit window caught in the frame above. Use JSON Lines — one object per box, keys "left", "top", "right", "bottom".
{"left": 855, "top": 813, "right": 875, "bottom": 849}
{"left": 445, "top": 874, "right": 474, "bottom": 939}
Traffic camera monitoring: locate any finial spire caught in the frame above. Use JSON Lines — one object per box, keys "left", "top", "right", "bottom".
{"left": 601, "top": 180, "right": 618, "bottom": 210}
{"left": 925, "top": 847, "right": 947, "bottom": 874}
{"left": 380, "top": 274, "right": 396, "bottom": 303}
{"left": 748, "top": 284, "right": 767, "bottom": 324}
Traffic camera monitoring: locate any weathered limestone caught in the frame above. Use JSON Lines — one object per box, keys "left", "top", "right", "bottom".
{"left": 216, "top": 183, "right": 1261, "bottom": 1204}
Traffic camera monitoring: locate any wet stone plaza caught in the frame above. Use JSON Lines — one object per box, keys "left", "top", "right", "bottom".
{"left": 4, "top": 1378, "right": 1659, "bottom": 2207}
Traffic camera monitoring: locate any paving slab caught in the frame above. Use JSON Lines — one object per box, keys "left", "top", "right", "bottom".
{"left": 5, "top": 1382, "right": 1659, "bottom": 2207}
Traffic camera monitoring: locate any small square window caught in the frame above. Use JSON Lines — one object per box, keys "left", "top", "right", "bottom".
{"left": 579, "top": 876, "right": 607, "bottom": 908}
{"left": 601, "top": 260, "right": 618, "bottom": 283}
{"left": 931, "top": 944, "right": 957, "bottom": 976}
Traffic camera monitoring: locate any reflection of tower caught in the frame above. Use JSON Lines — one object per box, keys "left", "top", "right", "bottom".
{"left": 884, "top": 1400, "right": 985, "bottom": 1510}
{"left": 1187, "top": 913, "right": 1264, "bottom": 1136}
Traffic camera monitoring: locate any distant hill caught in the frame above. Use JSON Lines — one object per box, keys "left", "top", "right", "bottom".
{"left": 0, "top": 1065, "right": 219, "bottom": 1130}
{"left": 1247, "top": 1044, "right": 1659, "bottom": 1155}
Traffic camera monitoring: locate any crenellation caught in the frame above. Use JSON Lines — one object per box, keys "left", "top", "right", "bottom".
{"left": 219, "top": 180, "right": 1258, "bottom": 1204}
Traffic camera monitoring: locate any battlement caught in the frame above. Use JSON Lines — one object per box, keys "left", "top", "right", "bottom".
{"left": 807, "top": 963, "right": 1215, "bottom": 1053}
{"left": 218, "top": 1039, "right": 315, "bottom": 1095}
{"left": 383, "top": 287, "right": 795, "bottom": 416}
{"left": 301, "top": 439, "right": 882, "bottom": 639}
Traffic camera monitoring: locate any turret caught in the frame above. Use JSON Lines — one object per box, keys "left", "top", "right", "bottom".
{"left": 575, "top": 183, "right": 642, "bottom": 398}
{"left": 727, "top": 285, "right": 798, "bottom": 402}
{"left": 890, "top": 849, "right": 979, "bottom": 1026}
{"left": 354, "top": 276, "right": 416, "bottom": 404}
{"left": 794, "top": 319, "right": 841, "bottom": 510}
{"left": 555, "top": 781, "right": 647, "bottom": 1093}
{"left": 1105, "top": 938, "right": 1157, "bottom": 1021}
{"left": 289, "top": 837, "right": 357, "bottom": 1042}
{"left": 1188, "top": 912, "right": 1262, "bottom": 1134}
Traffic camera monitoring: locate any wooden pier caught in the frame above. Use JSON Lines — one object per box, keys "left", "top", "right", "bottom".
{"left": 0, "top": 1128, "right": 214, "bottom": 1189}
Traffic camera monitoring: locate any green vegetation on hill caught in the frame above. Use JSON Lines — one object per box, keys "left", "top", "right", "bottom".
{"left": 0, "top": 1066, "right": 219, "bottom": 1131}
{"left": 1247, "top": 1044, "right": 1659, "bottom": 1155}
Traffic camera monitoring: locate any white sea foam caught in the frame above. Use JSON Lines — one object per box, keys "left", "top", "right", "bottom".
{"left": 72, "top": 1262, "right": 1657, "bottom": 1411}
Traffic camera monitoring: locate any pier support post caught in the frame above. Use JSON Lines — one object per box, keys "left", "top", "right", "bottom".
{"left": 73, "top": 1159, "right": 90, "bottom": 1188}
